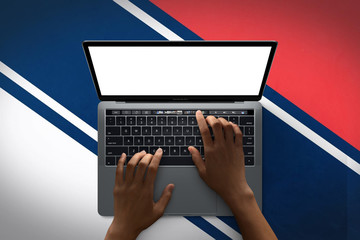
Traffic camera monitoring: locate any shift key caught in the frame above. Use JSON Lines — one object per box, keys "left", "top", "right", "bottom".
{"left": 106, "top": 147, "right": 128, "bottom": 155}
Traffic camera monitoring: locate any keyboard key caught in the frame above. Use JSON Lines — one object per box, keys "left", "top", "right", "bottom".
{"left": 134, "top": 136, "right": 143, "bottom": 145}
{"left": 106, "top": 127, "right": 120, "bottom": 135}
{"left": 193, "top": 126, "right": 201, "bottom": 135}
{"left": 131, "top": 127, "right": 141, "bottom": 135}
{"left": 162, "top": 146, "right": 170, "bottom": 156}
{"left": 163, "top": 126, "right": 172, "bottom": 135}
{"left": 147, "top": 116, "right": 156, "bottom": 125}
{"left": 139, "top": 146, "right": 149, "bottom": 152}
{"left": 229, "top": 116, "right": 239, "bottom": 124}
{"left": 150, "top": 146, "right": 158, "bottom": 154}
{"left": 175, "top": 136, "right": 185, "bottom": 145}
{"left": 129, "top": 146, "right": 139, "bottom": 155}
{"left": 170, "top": 146, "right": 180, "bottom": 155}
{"left": 122, "top": 110, "right": 131, "bottom": 114}
{"left": 106, "top": 117, "right": 115, "bottom": 125}
{"left": 183, "top": 127, "right": 192, "bottom": 135}
{"left": 152, "top": 126, "right": 161, "bottom": 135}
{"left": 188, "top": 116, "right": 197, "bottom": 125}
{"left": 132, "top": 110, "right": 141, "bottom": 115}
{"left": 178, "top": 116, "right": 187, "bottom": 125}
{"left": 240, "top": 117, "right": 254, "bottom": 125}
{"left": 195, "top": 136, "right": 203, "bottom": 145}
{"left": 186, "top": 136, "right": 195, "bottom": 145}
{"left": 124, "top": 137, "right": 133, "bottom": 145}
{"left": 106, "top": 137, "right": 123, "bottom": 145}
{"left": 155, "top": 136, "right": 164, "bottom": 145}
{"left": 145, "top": 136, "right": 154, "bottom": 145}
{"left": 106, "top": 157, "right": 115, "bottom": 166}
{"left": 142, "top": 110, "right": 151, "bottom": 114}
{"left": 245, "top": 157, "right": 254, "bottom": 165}
{"left": 200, "top": 146, "right": 204, "bottom": 155}
{"left": 106, "top": 110, "right": 120, "bottom": 115}
{"left": 245, "top": 127, "right": 254, "bottom": 135}
{"left": 173, "top": 127, "right": 182, "bottom": 135}
{"left": 137, "top": 116, "right": 146, "bottom": 125}
{"left": 165, "top": 137, "right": 174, "bottom": 145}
{"left": 121, "top": 126, "right": 131, "bottom": 135}
{"left": 116, "top": 116, "right": 125, "bottom": 125}
{"left": 243, "top": 147, "right": 254, "bottom": 155}
{"left": 106, "top": 147, "right": 128, "bottom": 155}
{"left": 142, "top": 127, "right": 151, "bottom": 135}
{"left": 158, "top": 116, "right": 167, "bottom": 125}
{"left": 243, "top": 137, "right": 254, "bottom": 145}
{"left": 239, "top": 126, "right": 244, "bottom": 133}
{"left": 168, "top": 116, "right": 177, "bottom": 125}
{"left": 127, "top": 116, "right": 136, "bottom": 125}
{"left": 180, "top": 146, "right": 190, "bottom": 155}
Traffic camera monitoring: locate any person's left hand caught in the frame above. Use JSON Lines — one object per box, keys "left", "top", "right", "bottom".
{"left": 105, "top": 148, "right": 174, "bottom": 240}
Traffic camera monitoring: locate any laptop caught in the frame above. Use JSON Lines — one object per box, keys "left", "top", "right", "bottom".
{"left": 82, "top": 41, "right": 277, "bottom": 216}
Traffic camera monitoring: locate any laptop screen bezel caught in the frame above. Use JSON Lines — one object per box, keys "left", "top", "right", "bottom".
{"left": 82, "top": 41, "right": 277, "bottom": 102}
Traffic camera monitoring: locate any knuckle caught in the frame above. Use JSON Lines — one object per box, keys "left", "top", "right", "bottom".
{"left": 127, "top": 162, "right": 136, "bottom": 168}
{"left": 148, "top": 165, "right": 157, "bottom": 173}
{"left": 138, "top": 161, "right": 148, "bottom": 168}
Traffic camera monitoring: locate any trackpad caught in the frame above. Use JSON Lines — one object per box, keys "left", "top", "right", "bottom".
{"left": 153, "top": 167, "right": 217, "bottom": 215}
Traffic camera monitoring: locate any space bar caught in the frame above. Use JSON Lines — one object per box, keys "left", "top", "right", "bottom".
{"left": 159, "top": 156, "right": 195, "bottom": 165}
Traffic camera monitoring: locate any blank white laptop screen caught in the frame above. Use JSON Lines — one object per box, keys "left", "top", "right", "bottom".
{"left": 88, "top": 46, "right": 272, "bottom": 96}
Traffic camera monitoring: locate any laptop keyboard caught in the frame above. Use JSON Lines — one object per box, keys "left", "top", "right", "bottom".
{"left": 105, "top": 110, "right": 255, "bottom": 166}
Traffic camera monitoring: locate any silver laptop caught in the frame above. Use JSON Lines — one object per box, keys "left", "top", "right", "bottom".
{"left": 82, "top": 41, "right": 277, "bottom": 216}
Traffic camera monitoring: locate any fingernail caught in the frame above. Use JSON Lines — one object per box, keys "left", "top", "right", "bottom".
{"left": 169, "top": 184, "right": 175, "bottom": 192}
{"left": 141, "top": 150, "right": 146, "bottom": 153}
{"left": 156, "top": 147, "right": 163, "bottom": 153}
{"left": 196, "top": 110, "right": 201, "bottom": 114}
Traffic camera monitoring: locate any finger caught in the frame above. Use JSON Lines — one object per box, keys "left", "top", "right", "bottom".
{"left": 206, "top": 116, "right": 224, "bottom": 143}
{"left": 218, "top": 118, "right": 234, "bottom": 143}
{"left": 154, "top": 184, "right": 174, "bottom": 218}
{"left": 115, "top": 153, "right": 126, "bottom": 185}
{"left": 134, "top": 153, "right": 153, "bottom": 183}
{"left": 230, "top": 122, "right": 243, "bottom": 147}
{"left": 146, "top": 148, "right": 163, "bottom": 185}
{"left": 188, "top": 146, "right": 206, "bottom": 179}
{"left": 125, "top": 150, "right": 147, "bottom": 182}
{"left": 195, "top": 110, "right": 213, "bottom": 146}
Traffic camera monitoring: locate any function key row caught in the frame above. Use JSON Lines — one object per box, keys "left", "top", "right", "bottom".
{"left": 106, "top": 116, "right": 254, "bottom": 126}
{"left": 106, "top": 109, "right": 254, "bottom": 115}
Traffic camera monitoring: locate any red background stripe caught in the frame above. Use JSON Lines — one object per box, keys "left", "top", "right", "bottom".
{"left": 151, "top": 0, "right": 360, "bottom": 150}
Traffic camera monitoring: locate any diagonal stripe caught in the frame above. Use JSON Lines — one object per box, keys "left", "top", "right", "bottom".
{"left": 260, "top": 97, "right": 360, "bottom": 175}
{"left": 113, "top": 0, "right": 183, "bottom": 41}
{"left": 202, "top": 216, "right": 243, "bottom": 239}
{"left": 185, "top": 217, "right": 231, "bottom": 240}
{"left": 0, "top": 61, "right": 97, "bottom": 142}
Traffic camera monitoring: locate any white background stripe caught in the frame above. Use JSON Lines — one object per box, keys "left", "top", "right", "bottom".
{"left": 0, "top": 61, "right": 98, "bottom": 141}
{"left": 113, "top": 0, "right": 183, "bottom": 41}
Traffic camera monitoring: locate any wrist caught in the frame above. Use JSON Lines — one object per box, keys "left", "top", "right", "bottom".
{"left": 106, "top": 220, "right": 140, "bottom": 240}
{"left": 222, "top": 184, "right": 256, "bottom": 211}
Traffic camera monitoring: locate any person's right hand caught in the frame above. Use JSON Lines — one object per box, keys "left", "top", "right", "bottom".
{"left": 188, "top": 110, "right": 253, "bottom": 205}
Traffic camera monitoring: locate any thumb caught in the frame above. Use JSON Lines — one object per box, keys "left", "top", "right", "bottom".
{"left": 155, "top": 184, "right": 174, "bottom": 216}
{"left": 188, "top": 146, "right": 206, "bottom": 179}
